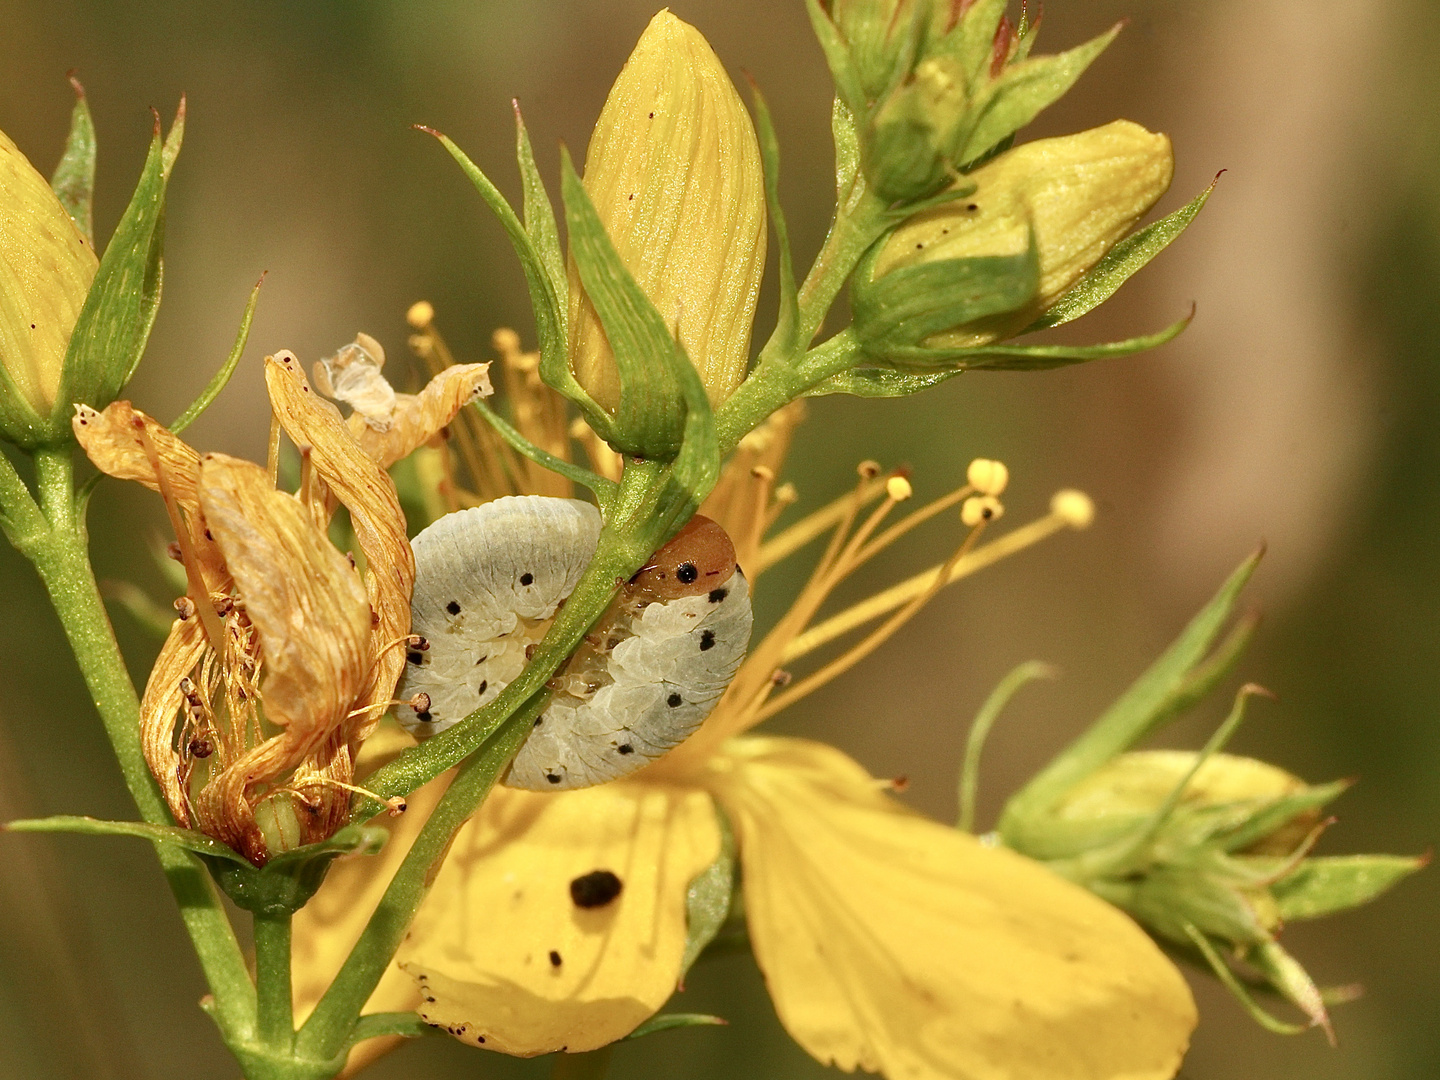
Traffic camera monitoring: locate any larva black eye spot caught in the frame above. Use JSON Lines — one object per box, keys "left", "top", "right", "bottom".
{"left": 699, "top": 629, "right": 716, "bottom": 651}
{"left": 407, "top": 651, "right": 425, "bottom": 665}
{"left": 570, "top": 869, "right": 624, "bottom": 908}
{"left": 708, "top": 587, "right": 728, "bottom": 603}
{"left": 667, "top": 693, "right": 682, "bottom": 707}
{"left": 617, "top": 743, "right": 634, "bottom": 755}
{"left": 416, "top": 710, "right": 433, "bottom": 723}
{"left": 549, "top": 950, "right": 563, "bottom": 967}
{"left": 446, "top": 600, "right": 461, "bottom": 615}
{"left": 545, "top": 772, "right": 561, "bottom": 784}
{"left": 676, "top": 561, "right": 699, "bottom": 585}
{"left": 519, "top": 572, "right": 534, "bottom": 586}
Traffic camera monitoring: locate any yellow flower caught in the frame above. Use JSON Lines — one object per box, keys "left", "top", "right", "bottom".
{"left": 569, "top": 10, "right": 767, "bottom": 408}
{"left": 0, "top": 126, "right": 98, "bottom": 427}
{"left": 73, "top": 349, "right": 490, "bottom": 863}
{"left": 292, "top": 357, "right": 1196, "bottom": 1078}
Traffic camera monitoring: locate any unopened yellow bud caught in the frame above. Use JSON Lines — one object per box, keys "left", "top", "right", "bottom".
{"left": 966, "top": 457, "right": 1009, "bottom": 496}
{"left": 961, "top": 494, "right": 1003, "bottom": 526}
{"left": 1050, "top": 489, "right": 1095, "bottom": 529}
{"left": 569, "top": 11, "right": 767, "bottom": 409}
{"left": 0, "top": 128, "right": 98, "bottom": 420}
{"left": 874, "top": 121, "right": 1174, "bottom": 347}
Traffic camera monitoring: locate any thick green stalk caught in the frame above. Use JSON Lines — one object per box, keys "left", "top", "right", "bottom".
{"left": 254, "top": 913, "right": 295, "bottom": 1051}
{"left": 295, "top": 709, "right": 536, "bottom": 1062}
{"left": 11, "top": 448, "right": 257, "bottom": 1041}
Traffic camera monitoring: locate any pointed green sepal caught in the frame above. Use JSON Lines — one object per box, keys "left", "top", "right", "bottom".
{"left": 679, "top": 801, "right": 736, "bottom": 981}
{"left": 171, "top": 275, "right": 262, "bottom": 434}
{"left": 803, "top": 365, "right": 962, "bottom": 398}
{"left": 749, "top": 80, "right": 800, "bottom": 364}
{"left": 513, "top": 102, "right": 566, "bottom": 321}
{"left": 207, "top": 822, "right": 388, "bottom": 917}
{"left": 5, "top": 813, "right": 250, "bottom": 864}
{"left": 1272, "top": 854, "right": 1428, "bottom": 922}
{"left": 892, "top": 309, "right": 1193, "bottom": 372}
{"left": 625, "top": 1013, "right": 728, "bottom": 1040}
{"left": 49, "top": 75, "right": 97, "bottom": 246}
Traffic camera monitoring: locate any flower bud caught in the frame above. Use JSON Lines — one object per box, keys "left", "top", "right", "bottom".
{"left": 865, "top": 120, "right": 1173, "bottom": 349}
{"left": 0, "top": 127, "right": 98, "bottom": 443}
{"left": 569, "top": 11, "right": 767, "bottom": 410}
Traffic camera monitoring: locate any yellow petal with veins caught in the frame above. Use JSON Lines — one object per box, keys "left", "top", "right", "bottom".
{"left": 346, "top": 362, "right": 493, "bottom": 470}
{"left": 397, "top": 779, "right": 720, "bottom": 1056}
{"left": 705, "top": 737, "right": 1196, "bottom": 1080}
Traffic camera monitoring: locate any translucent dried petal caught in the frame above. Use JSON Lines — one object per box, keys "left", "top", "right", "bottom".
{"left": 397, "top": 779, "right": 721, "bottom": 1055}
{"left": 314, "top": 333, "right": 397, "bottom": 430}
{"left": 346, "top": 362, "right": 492, "bottom": 470}
{"left": 707, "top": 737, "right": 1197, "bottom": 1080}
{"left": 137, "top": 614, "right": 208, "bottom": 825}
{"left": 569, "top": 10, "right": 767, "bottom": 408}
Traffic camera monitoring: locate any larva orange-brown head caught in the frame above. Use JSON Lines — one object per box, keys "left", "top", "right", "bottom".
{"left": 630, "top": 515, "right": 737, "bottom": 600}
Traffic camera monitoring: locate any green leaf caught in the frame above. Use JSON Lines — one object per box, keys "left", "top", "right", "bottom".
{"left": 472, "top": 397, "right": 617, "bottom": 509}
{"left": 956, "top": 24, "right": 1122, "bottom": 165}
{"left": 1027, "top": 177, "right": 1220, "bottom": 331}
{"left": 5, "top": 814, "right": 249, "bottom": 864}
{"left": 1001, "top": 550, "right": 1262, "bottom": 846}
{"left": 679, "top": 803, "right": 736, "bottom": 981}
{"left": 265, "top": 823, "right": 387, "bottom": 870}
{"left": 513, "top": 103, "right": 566, "bottom": 322}
{"left": 560, "top": 148, "right": 690, "bottom": 459}
{"left": 749, "top": 80, "right": 799, "bottom": 362}
{"left": 171, "top": 275, "right": 262, "bottom": 434}
{"left": 49, "top": 76, "right": 96, "bottom": 246}
{"left": 1272, "top": 855, "right": 1427, "bottom": 922}
{"left": 959, "top": 660, "right": 1056, "bottom": 832}
{"left": 349, "top": 1011, "right": 436, "bottom": 1043}
{"left": 902, "top": 309, "right": 1193, "bottom": 372}
{"left": 851, "top": 240, "right": 1040, "bottom": 357}
{"left": 55, "top": 100, "right": 183, "bottom": 424}
{"left": 625, "top": 1013, "right": 727, "bottom": 1040}
{"left": 804, "top": 366, "right": 962, "bottom": 398}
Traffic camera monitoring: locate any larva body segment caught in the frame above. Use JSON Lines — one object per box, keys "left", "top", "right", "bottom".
{"left": 396, "top": 495, "right": 752, "bottom": 790}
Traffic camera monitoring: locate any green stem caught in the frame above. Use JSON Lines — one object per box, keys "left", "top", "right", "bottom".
{"left": 254, "top": 913, "right": 295, "bottom": 1051}
{"left": 793, "top": 188, "right": 885, "bottom": 349}
{"left": 551, "top": 1046, "right": 612, "bottom": 1080}
{"left": 14, "top": 448, "right": 257, "bottom": 1041}
{"left": 295, "top": 707, "right": 537, "bottom": 1062}
{"left": 715, "top": 329, "right": 864, "bottom": 454}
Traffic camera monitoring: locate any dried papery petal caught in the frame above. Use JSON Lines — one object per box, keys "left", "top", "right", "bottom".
{"left": 264, "top": 355, "right": 414, "bottom": 741}
{"left": 72, "top": 401, "right": 202, "bottom": 507}
{"left": 314, "top": 333, "right": 397, "bottom": 430}
{"left": 138, "top": 614, "right": 208, "bottom": 825}
{"left": 346, "top": 362, "right": 493, "bottom": 470}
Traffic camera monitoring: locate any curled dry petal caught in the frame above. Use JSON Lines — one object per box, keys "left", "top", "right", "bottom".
{"left": 347, "top": 362, "right": 493, "bottom": 470}
{"left": 313, "top": 333, "right": 396, "bottom": 430}
{"left": 138, "top": 614, "right": 208, "bottom": 826}
{"left": 264, "top": 355, "right": 414, "bottom": 742}
{"left": 73, "top": 401, "right": 202, "bottom": 506}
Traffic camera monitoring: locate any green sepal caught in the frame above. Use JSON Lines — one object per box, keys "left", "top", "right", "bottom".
{"left": 560, "top": 147, "right": 693, "bottom": 460}
{"left": 1001, "top": 549, "right": 1261, "bottom": 850}
{"left": 52, "top": 100, "right": 184, "bottom": 439}
{"left": 625, "top": 1013, "right": 727, "bottom": 1040}
{"left": 1243, "top": 938, "right": 1331, "bottom": 1037}
{"left": 170, "top": 275, "right": 262, "bottom": 434}
{"left": 421, "top": 128, "right": 597, "bottom": 434}
{"left": 1272, "top": 854, "right": 1427, "bottom": 922}
{"left": 207, "top": 823, "right": 388, "bottom": 917}
{"left": 5, "top": 813, "right": 250, "bottom": 864}
{"left": 1181, "top": 924, "right": 1312, "bottom": 1036}
{"left": 832, "top": 96, "right": 863, "bottom": 205}
{"left": 1027, "top": 177, "right": 1219, "bottom": 332}
{"left": 804, "top": 0, "right": 866, "bottom": 118}
{"left": 1214, "top": 779, "right": 1349, "bottom": 853}
{"left": 679, "top": 801, "right": 736, "bottom": 981}
{"left": 803, "top": 366, "right": 961, "bottom": 398}
{"left": 513, "top": 103, "right": 567, "bottom": 324}
{"left": 883, "top": 310, "right": 1192, "bottom": 372}
{"left": 471, "top": 397, "right": 617, "bottom": 510}
{"left": 49, "top": 76, "right": 96, "bottom": 246}
{"left": 347, "top": 1012, "right": 436, "bottom": 1044}
{"left": 954, "top": 24, "right": 1121, "bottom": 167}
{"left": 944, "top": 0, "right": 1008, "bottom": 83}
{"left": 850, "top": 238, "right": 1040, "bottom": 362}
{"left": 749, "top": 80, "right": 800, "bottom": 363}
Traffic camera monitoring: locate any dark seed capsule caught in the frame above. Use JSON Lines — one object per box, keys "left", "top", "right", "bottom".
{"left": 569, "top": 869, "right": 623, "bottom": 908}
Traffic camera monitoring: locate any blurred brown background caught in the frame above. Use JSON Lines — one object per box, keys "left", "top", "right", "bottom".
{"left": 1, "top": 1, "right": 1435, "bottom": 1078}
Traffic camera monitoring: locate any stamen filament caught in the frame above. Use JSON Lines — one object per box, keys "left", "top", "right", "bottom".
{"left": 853, "top": 483, "right": 974, "bottom": 566}
{"left": 266, "top": 411, "right": 281, "bottom": 486}
{"left": 755, "top": 473, "right": 891, "bottom": 573}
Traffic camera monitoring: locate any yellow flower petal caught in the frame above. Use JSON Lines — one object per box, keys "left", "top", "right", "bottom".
{"left": 397, "top": 779, "right": 720, "bottom": 1056}
{"left": 707, "top": 737, "right": 1196, "bottom": 1080}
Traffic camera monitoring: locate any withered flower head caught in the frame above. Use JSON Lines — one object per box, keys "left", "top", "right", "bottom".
{"left": 73, "top": 348, "right": 490, "bottom": 863}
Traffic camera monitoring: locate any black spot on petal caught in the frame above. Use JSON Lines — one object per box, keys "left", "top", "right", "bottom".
{"left": 545, "top": 772, "right": 561, "bottom": 784}
{"left": 416, "top": 710, "right": 433, "bottom": 723}
{"left": 699, "top": 629, "right": 716, "bottom": 651}
{"left": 478, "top": 680, "right": 488, "bottom": 694}
{"left": 549, "top": 950, "right": 563, "bottom": 967}
{"left": 676, "top": 561, "right": 698, "bottom": 584}
{"left": 407, "top": 651, "right": 425, "bottom": 665}
{"left": 570, "top": 869, "right": 623, "bottom": 908}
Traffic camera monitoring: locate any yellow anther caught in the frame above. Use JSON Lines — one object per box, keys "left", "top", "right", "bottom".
{"left": 966, "top": 458, "right": 1009, "bottom": 496}
{"left": 1050, "top": 489, "right": 1096, "bottom": 529}
{"left": 961, "top": 495, "right": 1004, "bottom": 527}
{"left": 406, "top": 300, "right": 435, "bottom": 329}
{"left": 885, "top": 475, "right": 913, "bottom": 502}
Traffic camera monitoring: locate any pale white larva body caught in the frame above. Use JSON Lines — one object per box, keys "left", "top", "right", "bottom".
{"left": 396, "top": 495, "right": 752, "bottom": 790}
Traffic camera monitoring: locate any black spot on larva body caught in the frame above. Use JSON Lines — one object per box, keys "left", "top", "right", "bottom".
{"left": 667, "top": 693, "right": 682, "bottom": 707}
{"left": 534, "top": 717, "right": 544, "bottom": 727}
{"left": 519, "top": 572, "right": 534, "bottom": 586}
{"left": 708, "top": 587, "right": 728, "bottom": 603}
{"left": 699, "top": 629, "right": 716, "bottom": 651}
{"left": 570, "top": 869, "right": 624, "bottom": 908}
{"left": 676, "top": 561, "right": 699, "bottom": 585}
{"left": 446, "top": 600, "right": 461, "bottom": 615}
{"left": 545, "top": 772, "right": 561, "bottom": 784}
{"left": 478, "top": 680, "right": 488, "bottom": 694}
{"left": 416, "top": 710, "right": 433, "bottom": 722}
{"left": 549, "top": 950, "right": 563, "bottom": 967}
{"left": 617, "top": 743, "right": 633, "bottom": 755}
